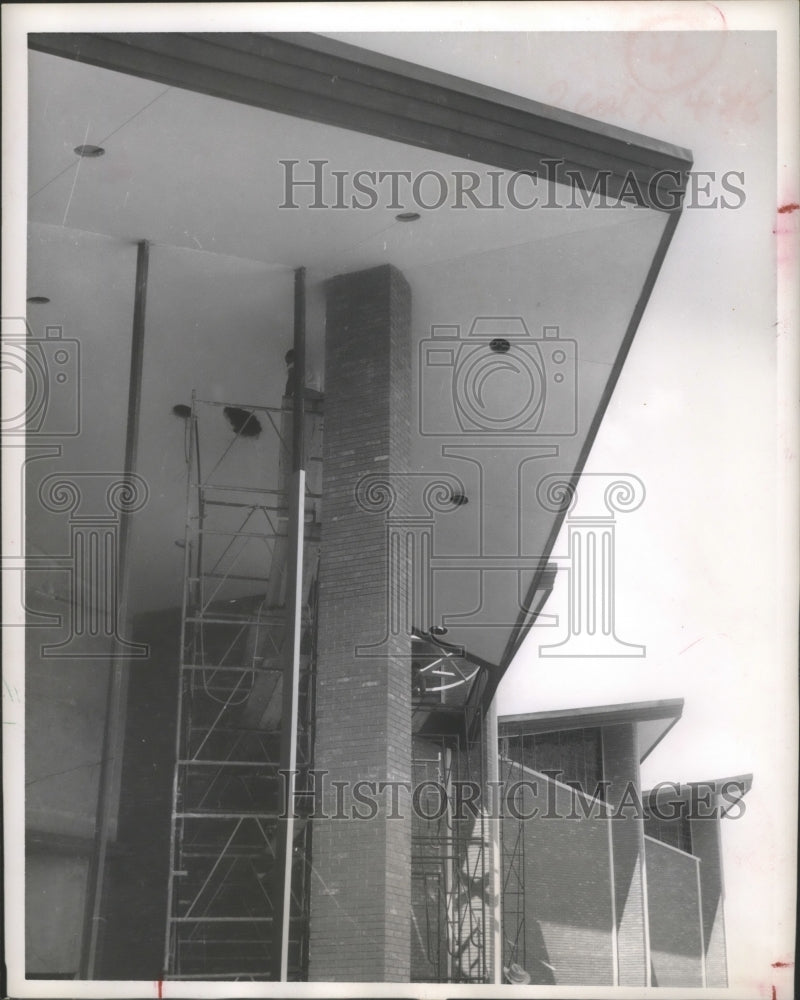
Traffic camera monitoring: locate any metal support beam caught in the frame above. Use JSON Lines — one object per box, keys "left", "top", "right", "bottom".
{"left": 80, "top": 239, "right": 149, "bottom": 978}
{"left": 277, "top": 267, "right": 306, "bottom": 980}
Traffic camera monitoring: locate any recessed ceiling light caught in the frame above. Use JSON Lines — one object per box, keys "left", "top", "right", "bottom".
{"left": 26, "top": 296, "right": 50, "bottom": 304}
{"left": 74, "top": 144, "right": 105, "bottom": 158}
{"left": 395, "top": 212, "right": 420, "bottom": 222}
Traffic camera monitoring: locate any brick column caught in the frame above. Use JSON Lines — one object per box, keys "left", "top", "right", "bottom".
{"left": 308, "top": 265, "right": 412, "bottom": 982}
{"left": 602, "top": 724, "right": 648, "bottom": 986}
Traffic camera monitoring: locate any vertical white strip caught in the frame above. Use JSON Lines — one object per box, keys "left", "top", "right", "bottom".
{"left": 602, "top": 730, "right": 619, "bottom": 986}
{"left": 641, "top": 841, "right": 652, "bottom": 986}
{"left": 696, "top": 856, "right": 707, "bottom": 987}
{"left": 444, "top": 746, "right": 454, "bottom": 984}
{"left": 606, "top": 810, "right": 619, "bottom": 986}
{"left": 714, "top": 813, "right": 729, "bottom": 986}
{"left": 635, "top": 725, "right": 652, "bottom": 988}
{"left": 280, "top": 469, "right": 305, "bottom": 982}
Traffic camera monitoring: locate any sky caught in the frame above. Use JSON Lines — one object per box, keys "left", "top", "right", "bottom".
{"left": 3, "top": 4, "right": 797, "bottom": 999}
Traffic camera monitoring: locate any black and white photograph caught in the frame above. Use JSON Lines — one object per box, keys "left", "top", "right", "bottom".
{"left": 2, "top": 3, "right": 798, "bottom": 997}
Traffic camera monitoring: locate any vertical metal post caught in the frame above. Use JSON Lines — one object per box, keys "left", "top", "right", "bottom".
{"left": 443, "top": 746, "right": 454, "bottom": 983}
{"left": 478, "top": 704, "right": 487, "bottom": 983}
{"left": 486, "top": 701, "right": 503, "bottom": 984}
{"left": 636, "top": 727, "right": 652, "bottom": 988}
{"left": 163, "top": 390, "right": 197, "bottom": 977}
{"left": 696, "top": 855, "right": 707, "bottom": 987}
{"left": 80, "top": 239, "right": 149, "bottom": 977}
{"left": 278, "top": 267, "right": 306, "bottom": 980}
{"left": 602, "top": 728, "right": 620, "bottom": 986}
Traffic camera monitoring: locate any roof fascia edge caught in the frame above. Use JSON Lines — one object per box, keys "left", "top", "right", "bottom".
{"left": 28, "top": 31, "right": 693, "bottom": 203}
{"left": 499, "top": 697, "right": 685, "bottom": 732}
{"left": 273, "top": 31, "right": 694, "bottom": 168}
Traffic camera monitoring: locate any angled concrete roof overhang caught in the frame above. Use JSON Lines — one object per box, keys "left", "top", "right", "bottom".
{"left": 29, "top": 31, "right": 693, "bottom": 209}
{"left": 644, "top": 773, "right": 754, "bottom": 816}
{"left": 26, "top": 32, "right": 694, "bottom": 690}
{"left": 499, "top": 697, "right": 684, "bottom": 762}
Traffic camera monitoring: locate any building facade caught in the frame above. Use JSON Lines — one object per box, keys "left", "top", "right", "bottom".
{"left": 499, "top": 702, "right": 751, "bottom": 988}
{"left": 17, "top": 29, "right": 753, "bottom": 989}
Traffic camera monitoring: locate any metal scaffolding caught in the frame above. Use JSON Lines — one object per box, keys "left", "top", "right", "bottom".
{"left": 164, "top": 393, "right": 322, "bottom": 981}
{"left": 498, "top": 737, "right": 526, "bottom": 975}
{"left": 410, "top": 633, "right": 495, "bottom": 984}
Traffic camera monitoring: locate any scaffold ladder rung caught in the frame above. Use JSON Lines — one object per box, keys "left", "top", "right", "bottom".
{"left": 166, "top": 392, "right": 322, "bottom": 982}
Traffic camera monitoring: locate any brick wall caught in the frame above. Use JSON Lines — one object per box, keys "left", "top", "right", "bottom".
{"left": 602, "top": 724, "right": 647, "bottom": 986}
{"left": 308, "top": 264, "right": 413, "bottom": 982}
{"left": 645, "top": 837, "right": 704, "bottom": 987}
{"left": 501, "top": 764, "right": 614, "bottom": 986}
